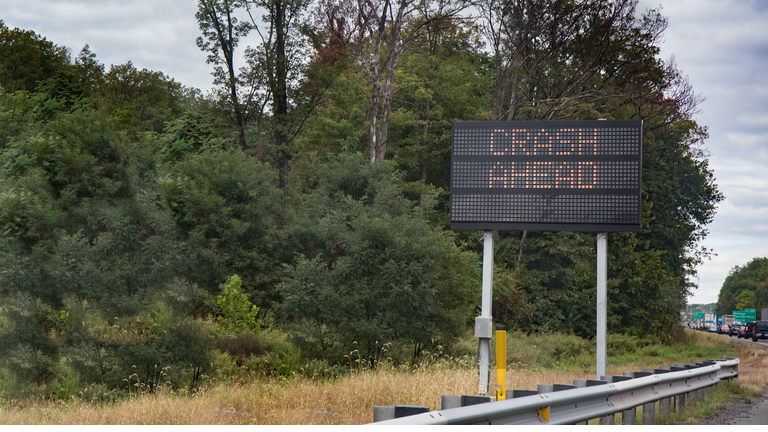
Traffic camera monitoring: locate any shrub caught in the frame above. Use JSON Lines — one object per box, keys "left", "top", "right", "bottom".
{"left": 216, "top": 274, "right": 261, "bottom": 335}
{"left": 216, "top": 333, "right": 266, "bottom": 362}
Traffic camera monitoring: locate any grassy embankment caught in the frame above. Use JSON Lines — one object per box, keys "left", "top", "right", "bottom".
{"left": 0, "top": 329, "right": 766, "bottom": 425}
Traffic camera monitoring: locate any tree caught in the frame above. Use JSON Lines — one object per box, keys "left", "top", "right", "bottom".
{"left": 0, "top": 21, "right": 70, "bottom": 93}
{"left": 477, "top": 0, "right": 671, "bottom": 266}
{"left": 735, "top": 290, "right": 755, "bottom": 311}
{"left": 216, "top": 274, "right": 262, "bottom": 334}
{"left": 391, "top": 14, "right": 488, "bottom": 199}
{"left": 196, "top": 0, "right": 256, "bottom": 151}
{"left": 279, "top": 153, "right": 477, "bottom": 361}
{"left": 96, "top": 61, "right": 192, "bottom": 134}
{"left": 244, "top": 0, "right": 313, "bottom": 186}
{"left": 354, "top": 0, "right": 466, "bottom": 163}
{"left": 0, "top": 105, "right": 202, "bottom": 389}
{"left": 161, "top": 150, "right": 284, "bottom": 308}
{"left": 477, "top": 0, "right": 669, "bottom": 122}
{"left": 756, "top": 277, "right": 768, "bottom": 315}
{"left": 716, "top": 258, "right": 768, "bottom": 314}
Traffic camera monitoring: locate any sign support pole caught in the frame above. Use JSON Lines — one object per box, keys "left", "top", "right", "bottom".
{"left": 476, "top": 230, "right": 494, "bottom": 395}
{"left": 596, "top": 232, "right": 607, "bottom": 379}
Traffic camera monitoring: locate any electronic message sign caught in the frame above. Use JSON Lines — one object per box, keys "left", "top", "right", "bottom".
{"left": 450, "top": 120, "right": 642, "bottom": 232}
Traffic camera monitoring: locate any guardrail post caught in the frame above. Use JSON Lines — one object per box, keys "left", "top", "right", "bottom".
{"left": 373, "top": 406, "right": 395, "bottom": 422}
{"left": 537, "top": 383, "right": 577, "bottom": 393}
{"left": 675, "top": 392, "right": 685, "bottom": 413}
{"left": 622, "top": 406, "right": 637, "bottom": 425}
{"left": 440, "top": 395, "right": 492, "bottom": 410}
{"left": 687, "top": 388, "right": 697, "bottom": 407}
{"left": 642, "top": 368, "right": 671, "bottom": 422}
{"left": 373, "top": 405, "right": 429, "bottom": 422}
{"left": 659, "top": 397, "right": 671, "bottom": 419}
{"left": 511, "top": 390, "right": 538, "bottom": 398}
{"left": 441, "top": 395, "right": 461, "bottom": 410}
{"left": 573, "top": 379, "right": 607, "bottom": 424}
{"left": 462, "top": 395, "right": 492, "bottom": 406}
{"left": 624, "top": 371, "right": 656, "bottom": 425}
{"left": 680, "top": 363, "right": 699, "bottom": 409}
{"left": 668, "top": 363, "right": 687, "bottom": 413}
{"left": 601, "top": 375, "right": 633, "bottom": 424}
{"left": 642, "top": 401, "right": 655, "bottom": 425}
{"left": 657, "top": 366, "right": 676, "bottom": 420}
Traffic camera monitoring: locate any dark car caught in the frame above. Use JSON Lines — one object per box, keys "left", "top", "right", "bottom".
{"left": 744, "top": 321, "right": 757, "bottom": 339}
{"left": 752, "top": 321, "right": 768, "bottom": 342}
{"left": 739, "top": 325, "right": 747, "bottom": 338}
{"left": 718, "top": 324, "right": 729, "bottom": 334}
{"left": 729, "top": 323, "right": 744, "bottom": 337}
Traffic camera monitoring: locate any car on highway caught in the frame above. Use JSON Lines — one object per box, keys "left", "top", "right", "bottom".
{"left": 752, "top": 321, "right": 768, "bottom": 342}
{"left": 729, "top": 323, "right": 744, "bottom": 337}
{"left": 708, "top": 324, "right": 718, "bottom": 332}
{"left": 718, "top": 324, "right": 729, "bottom": 334}
{"left": 744, "top": 321, "right": 757, "bottom": 339}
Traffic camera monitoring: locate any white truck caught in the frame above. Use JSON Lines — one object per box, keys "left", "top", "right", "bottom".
{"left": 721, "top": 314, "right": 736, "bottom": 326}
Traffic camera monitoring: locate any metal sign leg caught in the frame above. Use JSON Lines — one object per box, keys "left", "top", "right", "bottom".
{"left": 476, "top": 230, "right": 494, "bottom": 395}
{"left": 597, "top": 232, "right": 607, "bottom": 379}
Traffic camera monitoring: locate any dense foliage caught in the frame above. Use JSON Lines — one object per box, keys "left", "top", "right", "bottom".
{"left": 0, "top": 0, "right": 723, "bottom": 398}
{"left": 716, "top": 258, "right": 768, "bottom": 315}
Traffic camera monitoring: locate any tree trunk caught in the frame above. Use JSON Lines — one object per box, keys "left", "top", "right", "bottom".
{"left": 376, "top": 55, "right": 397, "bottom": 160}
{"left": 365, "top": 16, "right": 384, "bottom": 164}
{"left": 516, "top": 230, "right": 527, "bottom": 270}
{"left": 419, "top": 87, "right": 431, "bottom": 203}
{"left": 273, "top": 1, "right": 289, "bottom": 186}
{"left": 208, "top": 3, "right": 248, "bottom": 151}
{"left": 368, "top": 79, "right": 381, "bottom": 163}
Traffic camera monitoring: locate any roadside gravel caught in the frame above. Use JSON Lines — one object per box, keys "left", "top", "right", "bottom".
{"left": 687, "top": 334, "right": 768, "bottom": 424}
{"left": 682, "top": 386, "right": 768, "bottom": 425}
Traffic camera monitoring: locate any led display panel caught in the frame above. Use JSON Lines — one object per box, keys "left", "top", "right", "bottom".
{"left": 450, "top": 120, "right": 642, "bottom": 232}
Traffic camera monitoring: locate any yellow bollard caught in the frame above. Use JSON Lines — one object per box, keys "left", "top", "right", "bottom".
{"left": 496, "top": 325, "right": 507, "bottom": 401}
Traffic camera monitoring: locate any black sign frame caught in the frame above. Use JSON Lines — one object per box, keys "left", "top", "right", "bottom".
{"left": 450, "top": 120, "right": 642, "bottom": 232}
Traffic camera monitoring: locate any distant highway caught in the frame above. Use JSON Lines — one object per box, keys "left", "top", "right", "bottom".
{"left": 713, "top": 332, "right": 768, "bottom": 349}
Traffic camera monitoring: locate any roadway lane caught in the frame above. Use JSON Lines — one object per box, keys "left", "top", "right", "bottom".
{"left": 710, "top": 331, "right": 768, "bottom": 349}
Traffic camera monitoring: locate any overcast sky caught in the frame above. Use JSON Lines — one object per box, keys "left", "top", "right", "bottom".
{"left": 2, "top": 0, "right": 766, "bottom": 305}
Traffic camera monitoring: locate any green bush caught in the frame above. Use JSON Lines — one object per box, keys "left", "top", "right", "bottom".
{"left": 280, "top": 153, "right": 477, "bottom": 364}
{"left": 216, "top": 274, "right": 261, "bottom": 335}
{"left": 216, "top": 332, "right": 266, "bottom": 362}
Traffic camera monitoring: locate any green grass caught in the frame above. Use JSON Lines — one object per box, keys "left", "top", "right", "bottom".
{"left": 492, "top": 329, "right": 737, "bottom": 374}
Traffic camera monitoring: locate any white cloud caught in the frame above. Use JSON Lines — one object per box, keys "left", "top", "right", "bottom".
{"left": 636, "top": 0, "right": 768, "bottom": 305}
{"left": 0, "top": 0, "right": 214, "bottom": 91}
{"left": 738, "top": 113, "right": 768, "bottom": 128}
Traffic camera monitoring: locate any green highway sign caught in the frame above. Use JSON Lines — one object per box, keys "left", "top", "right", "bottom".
{"left": 693, "top": 312, "right": 704, "bottom": 319}
{"left": 733, "top": 310, "right": 756, "bottom": 322}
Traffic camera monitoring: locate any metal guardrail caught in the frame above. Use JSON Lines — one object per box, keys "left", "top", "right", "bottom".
{"left": 372, "top": 358, "right": 739, "bottom": 425}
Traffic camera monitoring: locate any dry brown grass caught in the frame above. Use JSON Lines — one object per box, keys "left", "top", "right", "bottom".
{"left": 2, "top": 332, "right": 767, "bottom": 425}
{"left": 725, "top": 344, "right": 768, "bottom": 397}
{"left": 690, "top": 331, "right": 768, "bottom": 396}
{"left": 0, "top": 363, "right": 724, "bottom": 425}
{"left": 0, "top": 367, "right": 601, "bottom": 425}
